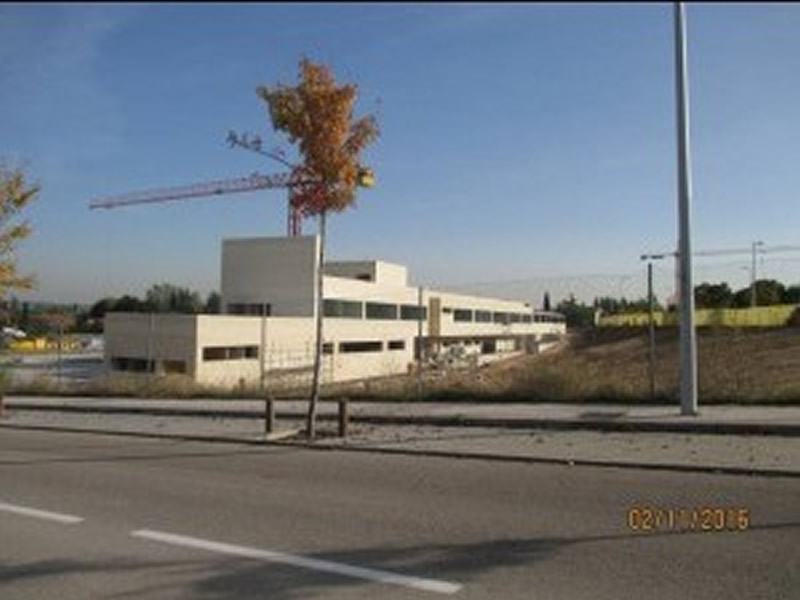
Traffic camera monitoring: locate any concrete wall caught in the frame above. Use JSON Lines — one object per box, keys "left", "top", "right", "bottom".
{"left": 221, "top": 236, "right": 319, "bottom": 317}
{"left": 324, "top": 260, "right": 408, "bottom": 286}
{"left": 104, "top": 313, "right": 197, "bottom": 376}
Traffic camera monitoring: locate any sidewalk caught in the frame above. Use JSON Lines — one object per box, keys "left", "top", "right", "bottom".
{"left": 2, "top": 396, "right": 799, "bottom": 476}
{"left": 5, "top": 396, "right": 800, "bottom": 435}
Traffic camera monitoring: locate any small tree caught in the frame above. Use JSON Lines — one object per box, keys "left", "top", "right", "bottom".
{"left": 0, "top": 164, "right": 37, "bottom": 296}
{"left": 258, "top": 58, "right": 379, "bottom": 438}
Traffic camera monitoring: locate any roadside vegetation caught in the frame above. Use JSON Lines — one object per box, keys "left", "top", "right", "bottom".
{"left": 8, "top": 325, "right": 800, "bottom": 405}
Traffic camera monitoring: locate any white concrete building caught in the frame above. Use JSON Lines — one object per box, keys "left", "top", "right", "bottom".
{"left": 104, "top": 236, "right": 565, "bottom": 388}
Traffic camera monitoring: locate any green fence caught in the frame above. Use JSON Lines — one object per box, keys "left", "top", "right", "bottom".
{"left": 597, "top": 303, "right": 798, "bottom": 328}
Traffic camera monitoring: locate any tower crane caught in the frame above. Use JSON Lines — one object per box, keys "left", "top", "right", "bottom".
{"left": 88, "top": 131, "right": 375, "bottom": 237}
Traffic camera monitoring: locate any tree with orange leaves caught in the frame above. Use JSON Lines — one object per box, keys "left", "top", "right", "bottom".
{"left": 0, "top": 163, "right": 37, "bottom": 297}
{"left": 257, "top": 59, "right": 379, "bottom": 438}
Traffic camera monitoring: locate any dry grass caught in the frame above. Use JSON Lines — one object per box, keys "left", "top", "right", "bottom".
{"left": 334, "top": 327, "right": 800, "bottom": 404}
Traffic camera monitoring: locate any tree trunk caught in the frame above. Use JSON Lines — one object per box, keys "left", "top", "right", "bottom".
{"left": 307, "top": 210, "right": 327, "bottom": 439}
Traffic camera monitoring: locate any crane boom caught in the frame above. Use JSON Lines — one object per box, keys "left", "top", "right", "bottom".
{"left": 88, "top": 172, "right": 294, "bottom": 210}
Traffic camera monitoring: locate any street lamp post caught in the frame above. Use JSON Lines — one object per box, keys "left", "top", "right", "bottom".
{"left": 674, "top": 2, "right": 698, "bottom": 416}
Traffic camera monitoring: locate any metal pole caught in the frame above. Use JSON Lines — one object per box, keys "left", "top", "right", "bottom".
{"left": 647, "top": 262, "right": 656, "bottom": 399}
{"left": 259, "top": 312, "right": 266, "bottom": 393}
{"left": 417, "top": 286, "right": 424, "bottom": 401}
{"left": 675, "top": 2, "right": 698, "bottom": 415}
{"left": 750, "top": 241, "right": 762, "bottom": 307}
{"left": 57, "top": 323, "right": 63, "bottom": 385}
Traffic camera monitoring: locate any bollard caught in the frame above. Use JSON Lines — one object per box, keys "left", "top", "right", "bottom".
{"left": 264, "top": 398, "right": 275, "bottom": 435}
{"left": 338, "top": 398, "right": 349, "bottom": 438}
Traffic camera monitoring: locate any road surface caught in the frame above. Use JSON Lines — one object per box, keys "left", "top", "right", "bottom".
{"left": 1, "top": 428, "right": 797, "bottom": 599}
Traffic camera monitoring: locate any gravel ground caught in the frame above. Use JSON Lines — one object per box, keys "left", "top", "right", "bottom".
{"left": 2, "top": 410, "right": 798, "bottom": 474}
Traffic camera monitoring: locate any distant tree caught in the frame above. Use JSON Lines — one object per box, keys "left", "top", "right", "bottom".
{"left": 733, "top": 279, "right": 785, "bottom": 308}
{"left": 144, "top": 283, "right": 202, "bottom": 314}
{"left": 0, "top": 163, "right": 37, "bottom": 297}
{"left": 112, "top": 295, "right": 145, "bottom": 313}
{"left": 784, "top": 285, "right": 800, "bottom": 304}
{"left": 258, "top": 57, "right": 379, "bottom": 439}
{"left": 543, "top": 291, "right": 551, "bottom": 312}
{"left": 694, "top": 282, "right": 733, "bottom": 309}
{"left": 556, "top": 294, "right": 595, "bottom": 328}
{"left": 204, "top": 291, "right": 221, "bottom": 314}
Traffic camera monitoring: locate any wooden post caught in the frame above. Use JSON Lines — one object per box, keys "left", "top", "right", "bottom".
{"left": 264, "top": 398, "right": 275, "bottom": 435}
{"left": 338, "top": 398, "right": 349, "bottom": 438}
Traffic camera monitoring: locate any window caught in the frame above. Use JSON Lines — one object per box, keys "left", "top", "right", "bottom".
{"left": 400, "top": 305, "right": 427, "bottom": 320}
{"left": 111, "top": 357, "right": 154, "bottom": 372}
{"left": 323, "top": 342, "right": 333, "bottom": 355}
{"left": 493, "top": 312, "right": 510, "bottom": 324}
{"left": 365, "top": 302, "right": 398, "bottom": 320}
{"left": 324, "top": 299, "right": 363, "bottom": 318}
{"left": 356, "top": 273, "right": 373, "bottom": 281}
{"left": 388, "top": 340, "right": 406, "bottom": 350}
{"left": 509, "top": 313, "right": 522, "bottom": 323}
{"left": 227, "top": 303, "right": 271, "bottom": 316}
{"left": 522, "top": 315, "right": 532, "bottom": 323}
{"left": 453, "top": 309, "right": 473, "bottom": 322}
{"left": 442, "top": 307, "right": 453, "bottom": 314}
{"left": 202, "top": 346, "right": 259, "bottom": 361}
{"left": 339, "top": 340, "right": 383, "bottom": 353}
{"left": 475, "top": 310, "right": 492, "bottom": 323}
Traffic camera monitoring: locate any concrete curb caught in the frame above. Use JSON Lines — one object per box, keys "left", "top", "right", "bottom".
{"left": 1, "top": 422, "right": 798, "bottom": 479}
{"left": 5, "top": 403, "right": 800, "bottom": 437}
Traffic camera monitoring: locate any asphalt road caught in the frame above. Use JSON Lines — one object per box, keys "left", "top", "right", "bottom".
{"left": 1, "top": 429, "right": 797, "bottom": 599}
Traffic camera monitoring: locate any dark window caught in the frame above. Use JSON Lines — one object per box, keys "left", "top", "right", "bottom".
{"left": 522, "top": 315, "right": 532, "bottom": 323}
{"left": 202, "top": 346, "right": 259, "bottom": 361}
{"left": 322, "top": 342, "right": 334, "bottom": 355}
{"left": 356, "top": 273, "right": 373, "bottom": 281}
{"left": 339, "top": 341, "right": 383, "bottom": 353}
{"left": 387, "top": 340, "right": 406, "bottom": 350}
{"left": 323, "top": 299, "right": 363, "bottom": 318}
{"left": 509, "top": 313, "right": 522, "bottom": 323}
{"left": 475, "top": 310, "right": 492, "bottom": 323}
{"left": 227, "top": 303, "right": 270, "bottom": 316}
{"left": 493, "top": 312, "right": 510, "bottom": 324}
{"left": 365, "top": 302, "right": 398, "bottom": 320}
{"left": 400, "top": 304, "right": 427, "bottom": 320}
{"left": 442, "top": 307, "right": 453, "bottom": 314}
{"left": 453, "top": 309, "right": 473, "bottom": 322}
{"left": 111, "top": 357, "right": 154, "bottom": 372}
{"left": 203, "top": 347, "right": 227, "bottom": 361}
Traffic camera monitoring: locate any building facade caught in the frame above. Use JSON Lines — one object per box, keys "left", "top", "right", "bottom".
{"left": 104, "top": 236, "right": 565, "bottom": 387}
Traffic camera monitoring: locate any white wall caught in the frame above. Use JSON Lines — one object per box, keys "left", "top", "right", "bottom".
{"left": 221, "top": 236, "right": 319, "bottom": 317}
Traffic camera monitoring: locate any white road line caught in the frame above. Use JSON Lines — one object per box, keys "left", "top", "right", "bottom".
{"left": 131, "top": 529, "right": 462, "bottom": 595}
{"left": 0, "top": 500, "right": 84, "bottom": 524}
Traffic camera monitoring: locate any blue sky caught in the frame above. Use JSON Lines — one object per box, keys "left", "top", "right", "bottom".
{"left": 2, "top": 2, "right": 799, "bottom": 305}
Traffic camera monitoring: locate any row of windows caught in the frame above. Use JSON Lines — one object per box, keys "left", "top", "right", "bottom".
{"left": 449, "top": 308, "right": 534, "bottom": 324}
{"left": 323, "top": 299, "right": 427, "bottom": 321}
{"left": 338, "top": 339, "right": 406, "bottom": 353}
{"left": 203, "top": 345, "right": 259, "bottom": 361}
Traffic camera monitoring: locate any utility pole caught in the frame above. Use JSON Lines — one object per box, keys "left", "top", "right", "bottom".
{"left": 674, "top": 2, "right": 698, "bottom": 416}
{"left": 750, "top": 240, "right": 764, "bottom": 307}
{"left": 417, "top": 286, "right": 424, "bottom": 401}
{"left": 640, "top": 253, "right": 669, "bottom": 399}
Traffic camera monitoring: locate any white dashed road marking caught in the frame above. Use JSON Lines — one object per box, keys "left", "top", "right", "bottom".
{"left": 0, "top": 500, "right": 85, "bottom": 524}
{"left": 131, "top": 528, "right": 463, "bottom": 595}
